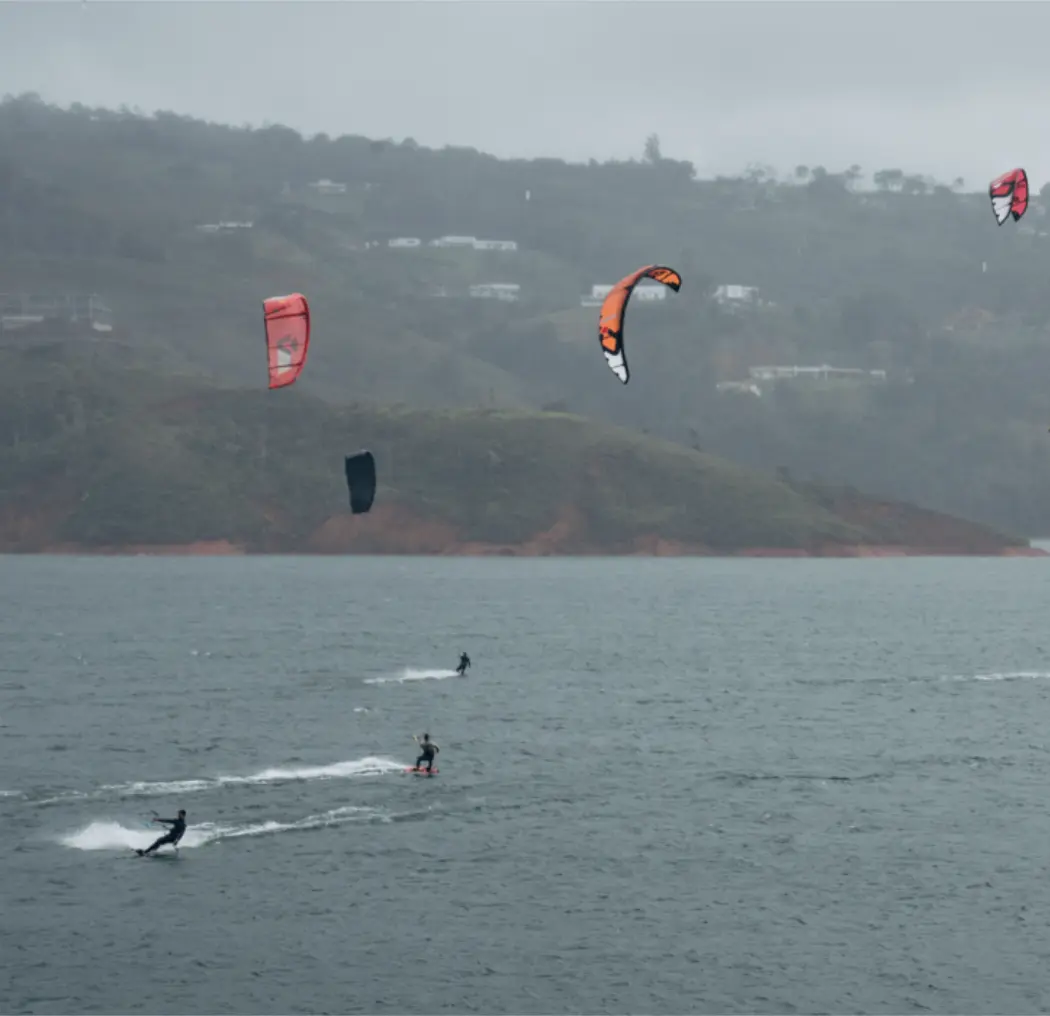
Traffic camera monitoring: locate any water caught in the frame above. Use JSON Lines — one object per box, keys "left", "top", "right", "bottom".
{"left": 3, "top": 554, "right": 1050, "bottom": 1014}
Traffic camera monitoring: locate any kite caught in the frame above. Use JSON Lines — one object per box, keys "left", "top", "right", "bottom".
{"left": 344, "top": 451, "right": 377, "bottom": 514}
{"left": 263, "top": 293, "right": 310, "bottom": 389}
{"left": 597, "top": 265, "right": 682, "bottom": 384}
{"left": 989, "top": 168, "right": 1029, "bottom": 226}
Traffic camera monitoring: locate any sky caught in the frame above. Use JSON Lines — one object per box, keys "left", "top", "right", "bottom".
{"left": 0, "top": 0, "right": 1047, "bottom": 190}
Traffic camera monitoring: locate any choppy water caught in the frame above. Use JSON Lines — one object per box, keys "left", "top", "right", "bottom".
{"left": 4, "top": 554, "right": 1050, "bottom": 1014}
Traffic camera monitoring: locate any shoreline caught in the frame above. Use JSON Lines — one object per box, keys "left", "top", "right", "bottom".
{"left": 7, "top": 540, "right": 1046, "bottom": 559}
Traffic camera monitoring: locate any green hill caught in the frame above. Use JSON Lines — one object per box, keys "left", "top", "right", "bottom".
{"left": 0, "top": 344, "right": 1028, "bottom": 556}
{"left": 4, "top": 93, "right": 1050, "bottom": 537}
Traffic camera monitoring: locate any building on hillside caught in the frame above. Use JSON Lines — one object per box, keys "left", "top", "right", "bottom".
{"left": 580, "top": 282, "right": 668, "bottom": 307}
{"left": 387, "top": 237, "right": 422, "bottom": 248}
{"left": 429, "top": 235, "right": 478, "bottom": 248}
{"left": 716, "top": 380, "right": 763, "bottom": 397}
{"left": 748, "top": 365, "right": 887, "bottom": 384}
{"left": 469, "top": 283, "right": 520, "bottom": 302}
{"left": 472, "top": 239, "right": 519, "bottom": 251}
{"left": 714, "top": 284, "right": 760, "bottom": 306}
{"left": 195, "top": 221, "right": 254, "bottom": 234}
{"left": 0, "top": 293, "right": 113, "bottom": 336}
{"left": 307, "top": 178, "right": 348, "bottom": 195}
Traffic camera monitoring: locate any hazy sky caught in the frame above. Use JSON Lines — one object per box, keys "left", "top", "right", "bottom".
{"left": 1, "top": 0, "right": 1047, "bottom": 189}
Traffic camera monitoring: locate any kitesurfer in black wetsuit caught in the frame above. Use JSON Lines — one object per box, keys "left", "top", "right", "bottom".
{"left": 137, "top": 810, "right": 187, "bottom": 855}
{"left": 413, "top": 733, "right": 439, "bottom": 772}
{"left": 455, "top": 652, "right": 471, "bottom": 676}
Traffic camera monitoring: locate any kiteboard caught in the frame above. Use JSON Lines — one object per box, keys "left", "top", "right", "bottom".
{"left": 404, "top": 767, "right": 438, "bottom": 776}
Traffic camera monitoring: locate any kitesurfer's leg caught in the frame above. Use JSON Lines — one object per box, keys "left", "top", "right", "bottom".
{"left": 140, "top": 831, "right": 177, "bottom": 855}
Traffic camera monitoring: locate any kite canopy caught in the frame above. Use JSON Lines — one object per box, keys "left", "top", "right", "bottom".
{"left": 345, "top": 451, "right": 377, "bottom": 514}
{"left": 263, "top": 293, "right": 311, "bottom": 389}
{"left": 989, "top": 168, "right": 1029, "bottom": 226}
{"left": 597, "top": 265, "right": 682, "bottom": 384}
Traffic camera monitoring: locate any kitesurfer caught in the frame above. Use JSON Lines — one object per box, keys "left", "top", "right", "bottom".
{"left": 137, "top": 810, "right": 187, "bottom": 856}
{"left": 413, "top": 733, "right": 439, "bottom": 772}
{"left": 455, "top": 652, "right": 471, "bottom": 676}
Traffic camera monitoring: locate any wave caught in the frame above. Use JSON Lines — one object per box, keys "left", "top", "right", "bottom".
{"left": 940, "top": 670, "right": 1050, "bottom": 683}
{"left": 58, "top": 804, "right": 387, "bottom": 853}
{"left": 30, "top": 756, "right": 403, "bottom": 806}
{"left": 364, "top": 668, "right": 460, "bottom": 685}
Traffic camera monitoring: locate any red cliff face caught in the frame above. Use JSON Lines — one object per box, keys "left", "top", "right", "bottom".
{"left": 3, "top": 501, "right": 1038, "bottom": 558}
{"left": 0, "top": 481, "right": 1041, "bottom": 557}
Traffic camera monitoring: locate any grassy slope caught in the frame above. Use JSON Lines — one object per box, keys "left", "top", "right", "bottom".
{"left": 0, "top": 343, "right": 1024, "bottom": 553}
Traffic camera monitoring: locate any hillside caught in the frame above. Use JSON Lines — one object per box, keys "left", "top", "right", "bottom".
{"left": 0, "top": 344, "right": 1033, "bottom": 556}
{"left": 4, "top": 94, "right": 1050, "bottom": 537}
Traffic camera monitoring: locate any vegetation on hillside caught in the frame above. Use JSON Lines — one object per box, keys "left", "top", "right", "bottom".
{"left": 3, "top": 93, "right": 1050, "bottom": 536}
{"left": 0, "top": 344, "right": 1024, "bottom": 553}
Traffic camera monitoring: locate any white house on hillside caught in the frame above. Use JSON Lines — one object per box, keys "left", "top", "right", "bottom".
{"left": 714, "top": 284, "right": 759, "bottom": 305}
{"left": 716, "top": 381, "right": 762, "bottom": 397}
{"left": 429, "top": 235, "right": 477, "bottom": 248}
{"left": 308, "top": 179, "right": 347, "bottom": 195}
{"left": 581, "top": 282, "right": 668, "bottom": 307}
{"left": 195, "top": 221, "right": 254, "bottom": 234}
{"left": 469, "top": 283, "right": 520, "bottom": 302}
{"left": 748, "top": 365, "right": 887, "bottom": 383}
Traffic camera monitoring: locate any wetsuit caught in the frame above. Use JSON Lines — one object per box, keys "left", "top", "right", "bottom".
{"left": 456, "top": 654, "right": 471, "bottom": 675}
{"left": 415, "top": 739, "right": 439, "bottom": 772}
{"left": 139, "top": 815, "right": 186, "bottom": 855}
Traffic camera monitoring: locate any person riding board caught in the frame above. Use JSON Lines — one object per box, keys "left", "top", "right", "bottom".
{"left": 137, "top": 810, "right": 187, "bottom": 856}
{"left": 455, "top": 652, "right": 471, "bottom": 676}
{"left": 413, "top": 733, "right": 439, "bottom": 772}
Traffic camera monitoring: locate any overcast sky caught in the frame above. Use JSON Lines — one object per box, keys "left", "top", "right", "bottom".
{"left": 0, "top": 0, "right": 1046, "bottom": 190}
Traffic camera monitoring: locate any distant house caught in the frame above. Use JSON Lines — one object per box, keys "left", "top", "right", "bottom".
{"left": 472, "top": 239, "right": 519, "bottom": 252}
{"left": 716, "top": 381, "right": 762, "bottom": 397}
{"left": 469, "top": 283, "right": 520, "bottom": 302}
{"left": 429, "top": 235, "right": 478, "bottom": 248}
{"left": 580, "top": 282, "right": 667, "bottom": 307}
{"left": 195, "top": 221, "right": 254, "bottom": 234}
{"left": 748, "top": 365, "right": 887, "bottom": 383}
{"left": 714, "top": 284, "right": 759, "bottom": 305}
{"left": 387, "top": 237, "right": 422, "bottom": 248}
{"left": 308, "top": 178, "right": 348, "bottom": 195}
{"left": 0, "top": 292, "right": 113, "bottom": 335}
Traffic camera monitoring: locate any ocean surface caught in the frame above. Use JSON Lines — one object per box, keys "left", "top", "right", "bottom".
{"left": 4, "top": 554, "right": 1050, "bottom": 1014}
